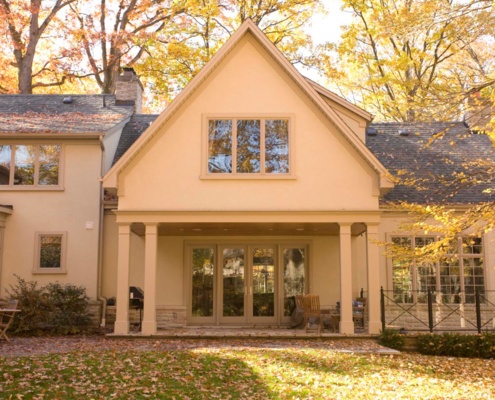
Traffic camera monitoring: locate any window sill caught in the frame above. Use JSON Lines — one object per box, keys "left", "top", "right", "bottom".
{"left": 200, "top": 174, "right": 297, "bottom": 180}
{"left": 0, "top": 186, "right": 64, "bottom": 191}
{"left": 32, "top": 269, "right": 67, "bottom": 275}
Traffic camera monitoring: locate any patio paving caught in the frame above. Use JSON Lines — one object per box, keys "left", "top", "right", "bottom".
{"left": 112, "top": 326, "right": 373, "bottom": 339}
{"left": 0, "top": 333, "right": 398, "bottom": 358}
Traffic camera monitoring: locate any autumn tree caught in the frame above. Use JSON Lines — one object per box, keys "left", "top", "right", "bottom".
{"left": 322, "top": 1, "right": 495, "bottom": 287}
{"left": 137, "top": 0, "right": 323, "bottom": 108}
{"left": 67, "top": 0, "right": 187, "bottom": 95}
{"left": 0, "top": 0, "right": 78, "bottom": 93}
{"left": 324, "top": 0, "right": 495, "bottom": 122}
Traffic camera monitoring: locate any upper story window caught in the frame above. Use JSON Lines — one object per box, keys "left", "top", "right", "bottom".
{"left": 207, "top": 118, "right": 290, "bottom": 176}
{"left": 0, "top": 144, "right": 61, "bottom": 188}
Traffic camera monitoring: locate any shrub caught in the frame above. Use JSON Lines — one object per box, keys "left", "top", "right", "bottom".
{"left": 417, "top": 332, "right": 495, "bottom": 359}
{"left": 378, "top": 328, "right": 405, "bottom": 350}
{"left": 45, "top": 282, "right": 92, "bottom": 334}
{"left": 5, "top": 276, "right": 52, "bottom": 334}
{"left": 6, "top": 275, "right": 93, "bottom": 335}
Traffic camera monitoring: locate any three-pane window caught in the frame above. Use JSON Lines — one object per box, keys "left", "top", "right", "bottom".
{"left": 207, "top": 118, "right": 289, "bottom": 175}
{"left": 0, "top": 144, "right": 60, "bottom": 187}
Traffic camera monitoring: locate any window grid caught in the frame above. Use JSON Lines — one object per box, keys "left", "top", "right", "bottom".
{"left": 207, "top": 118, "right": 289, "bottom": 175}
{"left": 0, "top": 144, "right": 61, "bottom": 187}
{"left": 391, "top": 235, "right": 484, "bottom": 304}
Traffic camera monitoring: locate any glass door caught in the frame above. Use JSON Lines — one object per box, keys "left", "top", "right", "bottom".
{"left": 281, "top": 247, "right": 306, "bottom": 323}
{"left": 249, "top": 247, "right": 276, "bottom": 324}
{"left": 219, "top": 245, "right": 277, "bottom": 325}
{"left": 220, "top": 246, "right": 246, "bottom": 324}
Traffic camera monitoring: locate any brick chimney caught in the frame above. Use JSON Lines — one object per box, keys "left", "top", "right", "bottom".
{"left": 115, "top": 67, "right": 143, "bottom": 114}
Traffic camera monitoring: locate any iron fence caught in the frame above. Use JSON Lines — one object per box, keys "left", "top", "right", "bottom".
{"left": 381, "top": 287, "right": 495, "bottom": 333}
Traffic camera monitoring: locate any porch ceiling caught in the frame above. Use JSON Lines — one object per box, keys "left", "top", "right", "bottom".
{"left": 130, "top": 222, "right": 367, "bottom": 236}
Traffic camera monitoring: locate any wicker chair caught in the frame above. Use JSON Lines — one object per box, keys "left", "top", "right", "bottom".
{"left": 299, "top": 294, "right": 323, "bottom": 333}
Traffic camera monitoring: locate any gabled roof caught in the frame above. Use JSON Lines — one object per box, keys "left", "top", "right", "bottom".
{"left": 104, "top": 19, "right": 393, "bottom": 193}
{"left": 367, "top": 122, "right": 495, "bottom": 204}
{"left": 306, "top": 79, "right": 374, "bottom": 122}
{"left": 113, "top": 115, "right": 159, "bottom": 165}
{"left": 0, "top": 94, "right": 133, "bottom": 134}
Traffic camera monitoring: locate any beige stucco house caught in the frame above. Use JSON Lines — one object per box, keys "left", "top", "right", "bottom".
{"left": 1, "top": 20, "right": 494, "bottom": 335}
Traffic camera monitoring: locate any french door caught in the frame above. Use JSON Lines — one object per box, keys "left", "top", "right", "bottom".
{"left": 219, "top": 245, "right": 276, "bottom": 325}
{"left": 189, "top": 242, "right": 307, "bottom": 326}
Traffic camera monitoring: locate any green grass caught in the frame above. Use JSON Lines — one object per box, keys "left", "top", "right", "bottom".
{"left": 1, "top": 347, "right": 495, "bottom": 399}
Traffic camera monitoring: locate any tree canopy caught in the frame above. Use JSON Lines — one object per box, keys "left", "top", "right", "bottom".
{"left": 321, "top": 0, "right": 494, "bottom": 123}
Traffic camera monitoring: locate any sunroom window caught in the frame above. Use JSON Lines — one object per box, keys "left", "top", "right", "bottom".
{"left": 207, "top": 118, "right": 289, "bottom": 175}
{"left": 391, "top": 235, "right": 484, "bottom": 304}
{"left": 0, "top": 144, "right": 61, "bottom": 187}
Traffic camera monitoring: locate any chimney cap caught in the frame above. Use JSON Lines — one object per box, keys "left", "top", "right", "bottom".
{"left": 122, "top": 67, "right": 136, "bottom": 76}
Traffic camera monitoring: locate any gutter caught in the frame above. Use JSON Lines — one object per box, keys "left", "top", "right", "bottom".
{"left": 97, "top": 135, "right": 107, "bottom": 328}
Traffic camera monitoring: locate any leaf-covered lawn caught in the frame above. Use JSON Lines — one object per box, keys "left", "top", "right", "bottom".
{"left": 1, "top": 344, "right": 495, "bottom": 399}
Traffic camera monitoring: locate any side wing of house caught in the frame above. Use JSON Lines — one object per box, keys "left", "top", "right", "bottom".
{"left": 0, "top": 95, "right": 133, "bottom": 304}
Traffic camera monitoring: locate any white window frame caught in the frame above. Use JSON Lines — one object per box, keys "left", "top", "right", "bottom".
{"left": 33, "top": 231, "right": 67, "bottom": 274}
{"left": 201, "top": 114, "right": 295, "bottom": 179}
{"left": 388, "top": 234, "right": 485, "bottom": 304}
{"left": 0, "top": 143, "right": 64, "bottom": 190}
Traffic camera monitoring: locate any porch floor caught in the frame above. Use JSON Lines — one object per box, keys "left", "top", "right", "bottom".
{"left": 110, "top": 326, "right": 372, "bottom": 339}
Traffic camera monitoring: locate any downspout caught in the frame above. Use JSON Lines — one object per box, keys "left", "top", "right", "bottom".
{"left": 97, "top": 135, "right": 107, "bottom": 328}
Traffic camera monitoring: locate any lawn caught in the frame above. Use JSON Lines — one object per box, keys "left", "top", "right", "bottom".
{"left": 1, "top": 343, "right": 495, "bottom": 399}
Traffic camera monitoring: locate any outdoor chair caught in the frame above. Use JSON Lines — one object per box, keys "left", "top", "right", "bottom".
{"left": 353, "top": 298, "right": 367, "bottom": 330}
{"left": 0, "top": 299, "right": 19, "bottom": 342}
{"left": 299, "top": 294, "right": 323, "bottom": 333}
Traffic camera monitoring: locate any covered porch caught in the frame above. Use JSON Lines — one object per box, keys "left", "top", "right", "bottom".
{"left": 111, "top": 211, "right": 382, "bottom": 336}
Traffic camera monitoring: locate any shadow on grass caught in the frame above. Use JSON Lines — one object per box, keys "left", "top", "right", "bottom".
{"left": 0, "top": 349, "right": 273, "bottom": 399}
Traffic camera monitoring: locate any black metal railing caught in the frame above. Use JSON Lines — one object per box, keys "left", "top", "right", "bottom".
{"left": 381, "top": 287, "right": 495, "bottom": 333}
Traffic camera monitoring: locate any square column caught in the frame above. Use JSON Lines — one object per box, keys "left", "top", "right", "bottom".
{"left": 367, "top": 223, "right": 381, "bottom": 334}
{"left": 339, "top": 223, "right": 354, "bottom": 334}
{"left": 142, "top": 223, "right": 158, "bottom": 335}
{"left": 114, "top": 223, "right": 131, "bottom": 334}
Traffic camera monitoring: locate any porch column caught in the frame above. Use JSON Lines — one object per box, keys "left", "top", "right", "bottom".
{"left": 114, "top": 223, "right": 131, "bottom": 334}
{"left": 367, "top": 223, "right": 381, "bottom": 334}
{"left": 142, "top": 223, "right": 158, "bottom": 335}
{"left": 339, "top": 223, "right": 354, "bottom": 334}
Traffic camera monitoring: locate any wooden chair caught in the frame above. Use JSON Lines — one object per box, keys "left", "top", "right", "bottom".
{"left": 0, "top": 299, "right": 19, "bottom": 342}
{"left": 299, "top": 294, "right": 323, "bottom": 333}
{"left": 353, "top": 298, "right": 367, "bottom": 331}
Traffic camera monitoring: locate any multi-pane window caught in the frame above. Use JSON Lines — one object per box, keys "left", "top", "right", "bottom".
{"left": 208, "top": 118, "right": 289, "bottom": 175}
{"left": 0, "top": 144, "right": 61, "bottom": 187}
{"left": 34, "top": 232, "right": 67, "bottom": 273}
{"left": 391, "top": 235, "right": 484, "bottom": 304}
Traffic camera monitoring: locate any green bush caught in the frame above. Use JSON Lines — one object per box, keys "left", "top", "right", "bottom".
{"left": 417, "top": 332, "right": 495, "bottom": 359}
{"left": 6, "top": 275, "right": 93, "bottom": 335}
{"left": 378, "top": 329, "right": 405, "bottom": 350}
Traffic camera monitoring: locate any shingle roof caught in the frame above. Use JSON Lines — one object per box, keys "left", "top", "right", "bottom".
{"left": 113, "top": 114, "right": 158, "bottom": 165}
{"left": 367, "top": 122, "right": 495, "bottom": 204}
{"left": 112, "top": 118, "right": 495, "bottom": 205}
{"left": 0, "top": 94, "right": 133, "bottom": 134}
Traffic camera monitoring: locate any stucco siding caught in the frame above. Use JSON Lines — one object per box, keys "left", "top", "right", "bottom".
{"left": 117, "top": 35, "right": 379, "bottom": 212}
{"left": 1, "top": 143, "right": 101, "bottom": 298}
